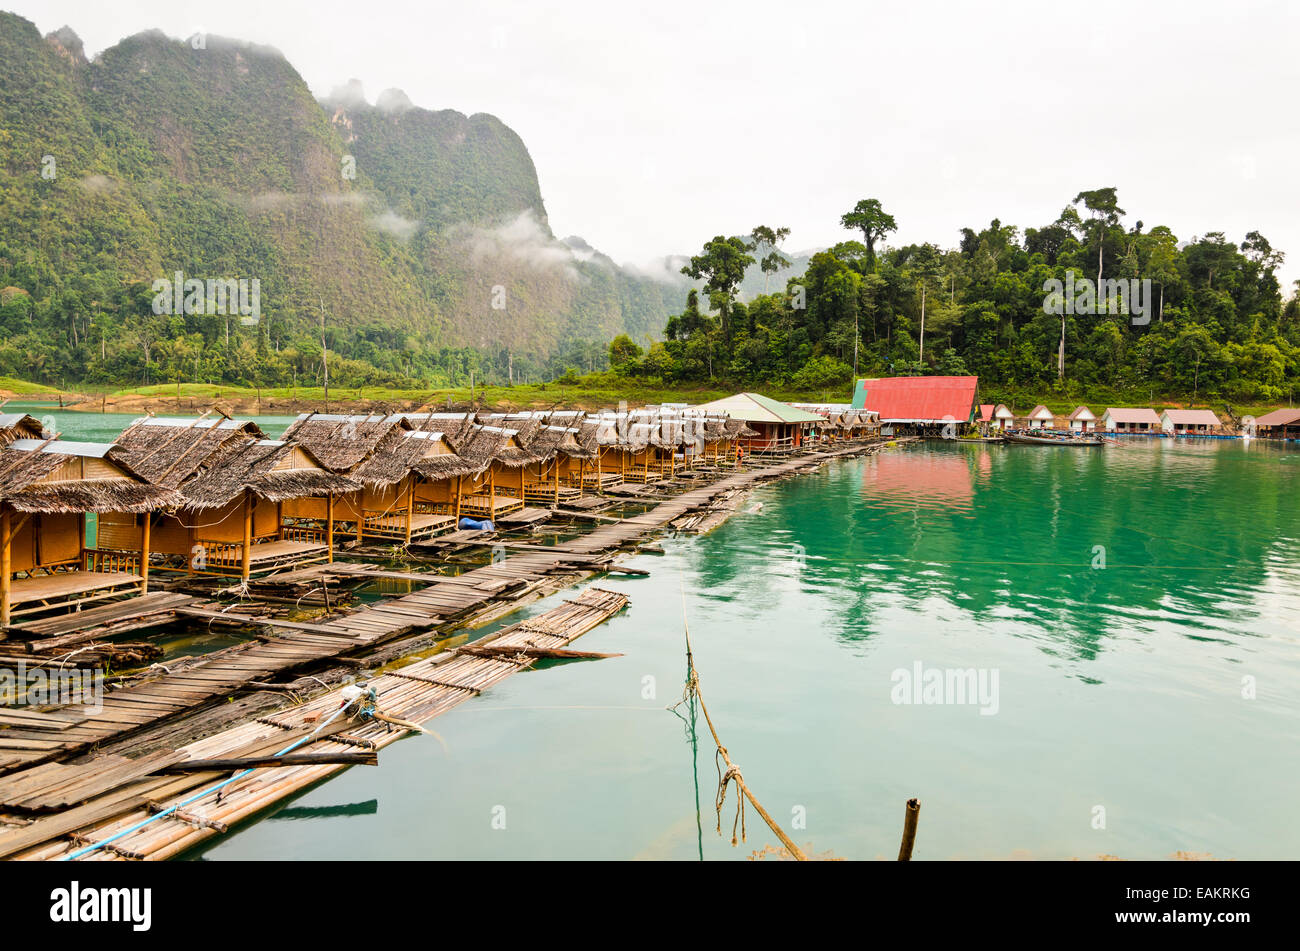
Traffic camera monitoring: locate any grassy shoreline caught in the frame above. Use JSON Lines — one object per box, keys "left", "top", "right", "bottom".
{"left": 1, "top": 377, "right": 1288, "bottom": 419}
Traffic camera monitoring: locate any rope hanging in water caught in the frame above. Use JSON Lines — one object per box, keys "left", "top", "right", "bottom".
{"left": 714, "top": 751, "right": 746, "bottom": 846}
{"left": 671, "top": 582, "right": 807, "bottom": 862}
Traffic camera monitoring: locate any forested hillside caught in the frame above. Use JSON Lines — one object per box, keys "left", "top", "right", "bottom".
{"left": 609, "top": 194, "right": 1299, "bottom": 406}
{"left": 0, "top": 13, "right": 680, "bottom": 390}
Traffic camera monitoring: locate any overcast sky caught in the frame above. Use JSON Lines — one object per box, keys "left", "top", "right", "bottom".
{"left": 13, "top": 0, "right": 1300, "bottom": 288}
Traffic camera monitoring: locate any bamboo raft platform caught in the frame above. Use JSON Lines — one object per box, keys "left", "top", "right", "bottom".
{"left": 0, "top": 437, "right": 901, "bottom": 854}
{"left": 0, "top": 586, "right": 630, "bottom": 860}
{"left": 494, "top": 506, "right": 554, "bottom": 527}
{"left": 4, "top": 592, "right": 197, "bottom": 652}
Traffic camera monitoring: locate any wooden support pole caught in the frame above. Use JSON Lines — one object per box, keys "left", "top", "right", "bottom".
{"left": 326, "top": 492, "right": 335, "bottom": 563}
{"left": 454, "top": 475, "right": 463, "bottom": 521}
{"left": 240, "top": 490, "right": 253, "bottom": 582}
{"left": 489, "top": 467, "right": 496, "bottom": 515}
{"left": 553, "top": 458, "right": 559, "bottom": 504}
{"left": 404, "top": 476, "right": 414, "bottom": 544}
{"left": 139, "top": 513, "right": 151, "bottom": 595}
{"left": 897, "top": 797, "right": 920, "bottom": 860}
{"left": 1, "top": 506, "right": 11, "bottom": 631}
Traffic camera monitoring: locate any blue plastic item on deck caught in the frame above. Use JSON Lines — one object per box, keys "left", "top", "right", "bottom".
{"left": 458, "top": 517, "right": 495, "bottom": 532}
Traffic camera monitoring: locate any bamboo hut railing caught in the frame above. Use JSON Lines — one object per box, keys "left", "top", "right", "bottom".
{"left": 83, "top": 549, "right": 141, "bottom": 575}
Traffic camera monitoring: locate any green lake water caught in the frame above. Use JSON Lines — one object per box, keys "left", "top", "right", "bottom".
{"left": 15, "top": 404, "right": 1300, "bottom": 859}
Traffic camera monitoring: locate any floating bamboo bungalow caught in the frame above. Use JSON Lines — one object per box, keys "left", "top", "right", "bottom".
{"left": 279, "top": 413, "right": 478, "bottom": 543}
{"left": 1025, "top": 405, "right": 1055, "bottom": 430}
{"left": 111, "top": 417, "right": 356, "bottom": 579}
{"left": 0, "top": 438, "right": 177, "bottom": 626}
{"left": 449, "top": 424, "right": 538, "bottom": 519}
{"left": 1067, "top": 406, "right": 1097, "bottom": 432}
{"left": 1100, "top": 408, "right": 1161, "bottom": 433}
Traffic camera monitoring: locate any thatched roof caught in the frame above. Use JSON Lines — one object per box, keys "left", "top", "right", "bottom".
{"left": 454, "top": 425, "right": 542, "bottom": 469}
{"left": 393, "top": 412, "right": 477, "bottom": 447}
{"left": 280, "top": 413, "right": 405, "bottom": 472}
{"left": 358, "top": 430, "right": 482, "bottom": 485}
{"left": 0, "top": 439, "right": 178, "bottom": 514}
{"left": 114, "top": 416, "right": 267, "bottom": 489}
{"left": 180, "top": 440, "right": 358, "bottom": 510}
{"left": 0, "top": 412, "right": 45, "bottom": 445}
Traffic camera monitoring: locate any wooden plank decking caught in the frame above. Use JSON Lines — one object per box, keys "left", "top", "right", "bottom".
{"left": 0, "top": 439, "right": 898, "bottom": 853}
{"left": 0, "top": 587, "right": 631, "bottom": 860}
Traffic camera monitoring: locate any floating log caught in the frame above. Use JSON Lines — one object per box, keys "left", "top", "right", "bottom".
{"left": 157, "top": 751, "right": 379, "bottom": 773}
{"left": 457, "top": 645, "right": 623, "bottom": 660}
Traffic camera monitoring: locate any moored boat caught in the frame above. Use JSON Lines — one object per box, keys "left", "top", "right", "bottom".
{"left": 1004, "top": 430, "right": 1104, "bottom": 447}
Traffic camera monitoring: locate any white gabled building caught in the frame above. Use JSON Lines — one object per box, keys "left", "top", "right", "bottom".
{"left": 1067, "top": 406, "right": 1097, "bottom": 432}
{"left": 1025, "top": 405, "right": 1055, "bottom": 430}
{"left": 1160, "top": 409, "right": 1222, "bottom": 434}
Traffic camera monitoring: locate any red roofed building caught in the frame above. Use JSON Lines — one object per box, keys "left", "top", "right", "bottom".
{"left": 851, "top": 376, "right": 979, "bottom": 434}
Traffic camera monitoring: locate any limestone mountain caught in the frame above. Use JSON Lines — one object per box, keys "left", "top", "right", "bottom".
{"left": 0, "top": 12, "right": 677, "bottom": 388}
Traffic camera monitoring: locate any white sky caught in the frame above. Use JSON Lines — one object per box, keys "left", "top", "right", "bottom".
{"left": 13, "top": 0, "right": 1300, "bottom": 289}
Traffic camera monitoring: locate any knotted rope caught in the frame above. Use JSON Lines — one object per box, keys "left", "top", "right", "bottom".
{"left": 670, "top": 584, "right": 807, "bottom": 861}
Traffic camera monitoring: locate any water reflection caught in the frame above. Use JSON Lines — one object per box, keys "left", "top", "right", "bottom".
{"left": 687, "top": 441, "right": 1300, "bottom": 664}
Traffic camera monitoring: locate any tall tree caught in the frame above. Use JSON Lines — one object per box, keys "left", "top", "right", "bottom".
{"left": 840, "top": 199, "right": 898, "bottom": 270}
{"left": 748, "top": 225, "right": 792, "bottom": 294}
{"left": 1073, "top": 187, "right": 1125, "bottom": 288}
{"left": 680, "top": 236, "right": 755, "bottom": 347}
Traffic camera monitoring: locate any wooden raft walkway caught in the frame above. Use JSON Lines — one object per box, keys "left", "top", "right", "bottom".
{"left": 0, "top": 441, "right": 887, "bottom": 788}
{"left": 1, "top": 586, "right": 630, "bottom": 860}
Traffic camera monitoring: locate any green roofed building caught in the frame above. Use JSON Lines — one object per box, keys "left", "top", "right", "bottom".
{"left": 692, "top": 393, "right": 823, "bottom": 456}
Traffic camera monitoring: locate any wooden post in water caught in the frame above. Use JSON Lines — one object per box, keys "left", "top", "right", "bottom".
{"left": 1, "top": 506, "right": 11, "bottom": 631}
{"left": 404, "top": 476, "right": 415, "bottom": 544}
{"left": 325, "top": 493, "right": 334, "bottom": 563}
{"left": 139, "top": 513, "right": 151, "bottom": 595}
{"left": 240, "top": 490, "right": 253, "bottom": 582}
{"left": 897, "top": 798, "right": 920, "bottom": 860}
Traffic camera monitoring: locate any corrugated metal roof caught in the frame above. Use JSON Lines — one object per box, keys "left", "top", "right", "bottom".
{"left": 1161, "top": 409, "right": 1221, "bottom": 425}
{"left": 854, "top": 376, "right": 979, "bottom": 423}
{"left": 1068, "top": 405, "right": 1096, "bottom": 420}
{"left": 137, "top": 416, "right": 248, "bottom": 429}
{"left": 1103, "top": 408, "right": 1161, "bottom": 424}
{"left": 693, "top": 393, "right": 823, "bottom": 424}
{"left": 7, "top": 438, "right": 116, "bottom": 457}
{"left": 1254, "top": 408, "right": 1300, "bottom": 426}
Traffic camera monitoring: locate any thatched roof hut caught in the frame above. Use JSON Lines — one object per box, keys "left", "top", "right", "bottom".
{"left": 279, "top": 412, "right": 404, "bottom": 472}
{"left": 179, "top": 440, "right": 358, "bottom": 511}
{"left": 113, "top": 416, "right": 267, "bottom": 489}
{"left": 0, "top": 439, "right": 177, "bottom": 514}
{"left": 280, "top": 412, "right": 480, "bottom": 488}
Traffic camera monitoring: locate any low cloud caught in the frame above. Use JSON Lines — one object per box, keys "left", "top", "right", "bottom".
{"left": 367, "top": 209, "right": 420, "bottom": 240}
{"left": 75, "top": 174, "right": 116, "bottom": 194}
{"left": 622, "top": 254, "right": 691, "bottom": 285}
{"left": 467, "top": 210, "right": 579, "bottom": 279}
{"left": 321, "top": 192, "right": 367, "bottom": 207}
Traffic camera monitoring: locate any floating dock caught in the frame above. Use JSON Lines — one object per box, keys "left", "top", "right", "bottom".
{"left": 0, "top": 437, "right": 907, "bottom": 858}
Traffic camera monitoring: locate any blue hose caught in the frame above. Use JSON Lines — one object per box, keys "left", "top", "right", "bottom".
{"left": 61, "top": 701, "right": 352, "bottom": 861}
